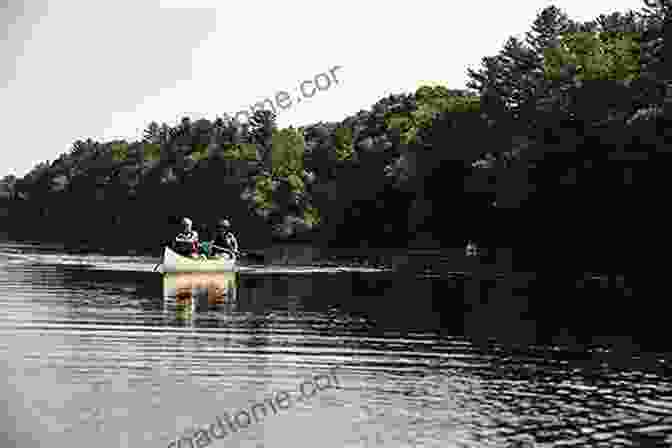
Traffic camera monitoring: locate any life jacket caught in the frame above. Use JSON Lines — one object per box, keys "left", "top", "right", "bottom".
{"left": 224, "top": 232, "right": 236, "bottom": 249}
{"left": 175, "top": 230, "right": 198, "bottom": 254}
{"left": 213, "top": 231, "right": 236, "bottom": 252}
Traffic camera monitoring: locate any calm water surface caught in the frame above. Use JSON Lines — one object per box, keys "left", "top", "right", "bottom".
{"left": 0, "top": 241, "right": 670, "bottom": 448}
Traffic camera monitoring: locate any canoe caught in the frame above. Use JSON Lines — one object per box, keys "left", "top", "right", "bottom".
{"left": 159, "top": 247, "right": 237, "bottom": 274}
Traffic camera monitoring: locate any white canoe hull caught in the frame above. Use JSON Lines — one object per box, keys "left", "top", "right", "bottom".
{"left": 159, "top": 247, "right": 237, "bottom": 273}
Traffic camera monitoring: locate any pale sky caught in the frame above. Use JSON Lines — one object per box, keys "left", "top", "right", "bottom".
{"left": 1, "top": 0, "right": 643, "bottom": 177}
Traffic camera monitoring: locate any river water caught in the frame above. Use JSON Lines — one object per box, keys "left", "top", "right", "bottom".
{"left": 0, "top": 241, "right": 670, "bottom": 448}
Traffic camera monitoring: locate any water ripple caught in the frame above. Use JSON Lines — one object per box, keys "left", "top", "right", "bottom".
{"left": 0, "top": 242, "right": 670, "bottom": 448}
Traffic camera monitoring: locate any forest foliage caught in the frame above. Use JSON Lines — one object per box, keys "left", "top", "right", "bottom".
{"left": 1, "top": 2, "right": 668, "bottom": 271}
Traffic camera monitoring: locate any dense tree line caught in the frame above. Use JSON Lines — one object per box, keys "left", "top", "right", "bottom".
{"left": 1, "top": 3, "right": 668, "bottom": 274}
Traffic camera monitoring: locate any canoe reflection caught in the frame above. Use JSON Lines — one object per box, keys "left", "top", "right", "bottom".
{"left": 163, "top": 272, "right": 238, "bottom": 312}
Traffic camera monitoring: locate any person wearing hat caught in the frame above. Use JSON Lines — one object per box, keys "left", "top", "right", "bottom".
{"left": 210, "top": 218, "right": 239, "bottom": 259}
{"left": 173, "top": 217, "right": 200, "bottom": 257}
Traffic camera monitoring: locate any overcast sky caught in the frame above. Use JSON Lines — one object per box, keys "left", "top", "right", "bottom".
{"left": 1, "top": 0, "right": 643, "bottom": 177}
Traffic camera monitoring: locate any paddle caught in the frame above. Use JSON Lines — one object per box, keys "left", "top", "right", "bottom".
{"left": 209, "top": 244, "right": 265, "bottom": 263}
{"left": 208, "top": 244, "right": 237, "bottom": 258}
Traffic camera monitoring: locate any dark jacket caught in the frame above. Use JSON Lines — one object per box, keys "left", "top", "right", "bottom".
{"left": 212, "top": 231, "right": 238, "bottom": 255}
{"left": 173, "top": 230, "right": 199, "bottom": 255}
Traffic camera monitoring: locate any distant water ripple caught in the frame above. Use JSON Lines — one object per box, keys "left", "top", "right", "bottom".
{"left": 0, "top": 241, "right": 670, "bottom": 448}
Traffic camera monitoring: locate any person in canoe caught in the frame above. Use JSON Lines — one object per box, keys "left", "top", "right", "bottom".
{"left": 210, "top": 219, "right": 239, "bottom": 259}
{"left": 173, "top": 217, "right": 200, "bottom": 258}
